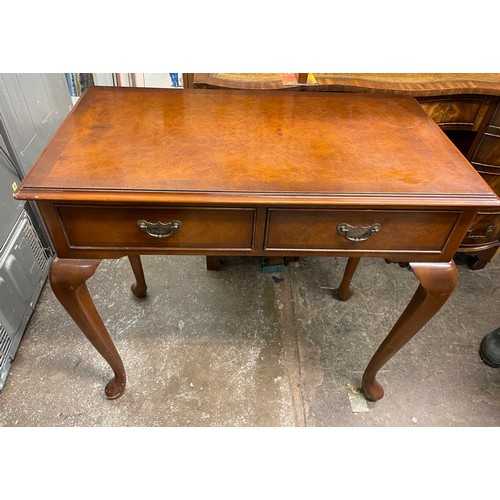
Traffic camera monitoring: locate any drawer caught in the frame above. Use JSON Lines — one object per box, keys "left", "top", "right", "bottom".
{"left": 418, "top": 97, "right": 488, "bottom": 130}
{"left": 470, "top": 132, "right": 500, "bottom": 168}
{"left": 461, "top": 212, "right": 500, "bottom": 246}
{"left": 265, "top": 209, "right": 461, "bottom": 253}
{"left": 56, "top": 205, "right": 256, "bottom": 250}
{"left": 490, "top": 103, "right": 500, "bottom": 128}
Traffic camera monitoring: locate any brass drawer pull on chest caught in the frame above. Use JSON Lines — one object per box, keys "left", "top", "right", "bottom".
{"left": 137, "top": 219, "right": 182, "bottom": 238}
{"left": 466, "top": 225, "right": 494, "bottom": 240}
{"left": 337, "top": 222, "right": 381, "bottom": 242}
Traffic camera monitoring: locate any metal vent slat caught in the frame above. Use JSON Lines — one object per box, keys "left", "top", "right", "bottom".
{"left": 22, "top": 216, "right": 49, "bottom": 269}
{"left": 1, "top": 210, "right": 51, "bottom": 389}
{"left": 0, "top": 323, "right": 12, "bottom": 372}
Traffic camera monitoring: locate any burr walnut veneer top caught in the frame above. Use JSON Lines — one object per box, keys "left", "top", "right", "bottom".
{"left": 16, "top": 86, "right": 499, "bottom": 208}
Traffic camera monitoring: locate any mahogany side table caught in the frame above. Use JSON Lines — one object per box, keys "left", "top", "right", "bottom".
{"left": 15, "top": 87, "right": 500, "bottom": 401}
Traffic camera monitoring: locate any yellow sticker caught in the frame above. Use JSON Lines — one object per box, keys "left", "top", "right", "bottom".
{"left": 12, "top": 182, "right": 18, "bottom": 192}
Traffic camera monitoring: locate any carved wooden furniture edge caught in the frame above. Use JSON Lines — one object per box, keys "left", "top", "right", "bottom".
{"left": 313, "top": 74, "right": 500, "bottom": 96}
{"left": 190, "top": 73, "right": 500, "bottom": 96}
{"left": 192, "top": 73, "right": 296, "bottom": 89}
{"left": 15, "top": 188, "right": 500, "bottom": 208}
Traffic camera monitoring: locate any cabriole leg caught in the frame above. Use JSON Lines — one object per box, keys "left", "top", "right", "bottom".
{"left": 128, "top": 255, "right": 147, "bottom": 298}
{"left": 338, "top": 257, "right": 361, "bottom": 301}
{"left": 49, "top": 257, "right": 126, "bottom": 399}
{"left": 362, "top": 261, "right": 457, "bottom": 401}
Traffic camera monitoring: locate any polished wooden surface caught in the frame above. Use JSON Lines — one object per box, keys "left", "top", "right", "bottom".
{"left": 192, "top": 73, "right": 294, "bottom": 89}
{"left": 191, "top": 73, "right": 500, "bottom": 95}
{"left": 128, "top": 255, "right": 147, "bottom": 298}
{"left": 18, "top": 87, "right": 494, "bottom": 203}
{"left": 56, "top": 205, "right": 256, "bottom": 250}
{"left": 418, "top": 96, "right": 490, "bottom": 130}
{"left": 15, "top": 87, "right": 500, "bottom": 401}
{"left": 313, "top": 73, "right": 500, "bottom": 96}
{"left": 189, "top": 74, "right": 500, "bottom": 267}
{"left": 49, "top": 258, "right": 126, "bottom": 399}
{"left": 265, "top": 209, "right": 461, "bottom": 252}
{"left": 362, "top": 260, "right": 458, "bottom": 401}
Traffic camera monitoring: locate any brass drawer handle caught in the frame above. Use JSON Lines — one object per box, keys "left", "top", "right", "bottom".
{"left": 137, "top": 219, "right": 182, "bottom": 238}
{"left": 337, "top": 222, "right": 381, "bottom": 242}
{"left": 466, "top": 225, "right": 493, "bottom": 240}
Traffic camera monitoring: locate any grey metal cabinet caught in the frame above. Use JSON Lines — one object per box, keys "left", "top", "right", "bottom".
{"left": 0, "top": 73, "right": 72, "bottom": 176}
{"left": 0, "top": 73, "right": 72, "bottom": 389}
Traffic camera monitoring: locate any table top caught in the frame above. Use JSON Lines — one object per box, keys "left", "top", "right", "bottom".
{"left": 16, "top": 86, "right": 500, "bottom": 209}
{"left": 313, "top": 73, "right": 500, "bottom": 96}
{"left": 193, "top": 73, "right": 500, "bottom": 96}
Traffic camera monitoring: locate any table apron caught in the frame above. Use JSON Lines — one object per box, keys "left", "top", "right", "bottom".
{"left": 37, "top": 202, "right": 477, "bottom": 262}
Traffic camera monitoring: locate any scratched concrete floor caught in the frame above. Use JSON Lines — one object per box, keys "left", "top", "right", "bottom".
{"left": 0, "top": 253, "right": 499, "bottom": 426}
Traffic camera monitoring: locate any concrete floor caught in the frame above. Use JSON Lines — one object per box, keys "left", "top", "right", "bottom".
{"left": 0, "top": 253, "right": 499, "bottom": 426}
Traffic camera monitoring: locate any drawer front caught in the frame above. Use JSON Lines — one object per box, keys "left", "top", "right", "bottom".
{"left": 56, "top": 205, "right": 256, "bottom": 250}
{"left": 265, "top": 209, "right": 461, "bottom": 253}
{"left": 418, "top": 97, "right": 488, "bottom": 130}
{"left": 461, "top": 212, "right": 500, "bottom": 246}
{"left": 490, "top": 102, "right": 500, "bottom": 128}
{"left": 471, "top": 132, "right": 500, "bottom": 168}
